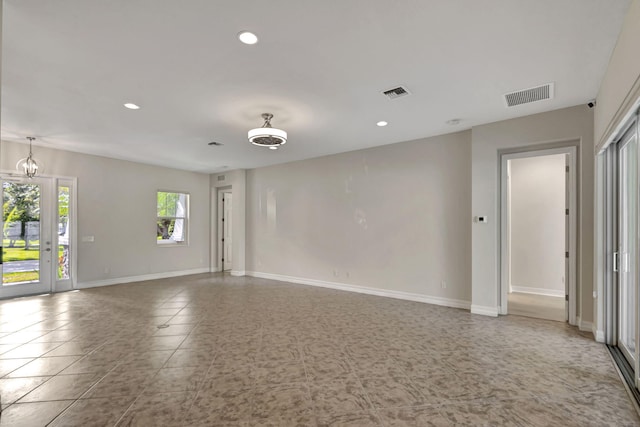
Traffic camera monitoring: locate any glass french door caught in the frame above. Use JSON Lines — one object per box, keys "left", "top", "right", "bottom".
{"left": 0, "top": 176, "right": 54, "bottom": 299}
{"left": 617, "top": 122, "right": 639, "bottom": 376}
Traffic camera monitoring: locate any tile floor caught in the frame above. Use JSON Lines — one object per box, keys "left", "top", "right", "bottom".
{"left": 507, "top": 292, "right": 565, "bottom": 322}
{"left": 0, "top": 273, "right": 637, "bottom": 426}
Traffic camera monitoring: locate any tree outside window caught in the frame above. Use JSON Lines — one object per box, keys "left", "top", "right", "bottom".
{"left": 157, "top": 191, "right": 188, "bottom": 244}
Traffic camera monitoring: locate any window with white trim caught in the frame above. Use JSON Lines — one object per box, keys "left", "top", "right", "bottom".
{"left": 157, "top": 191, "right": 189, "bottom": 245}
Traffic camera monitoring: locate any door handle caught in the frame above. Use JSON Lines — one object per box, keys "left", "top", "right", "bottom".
{"left": 614, "top": 251, "right": 619, "bottom": 272}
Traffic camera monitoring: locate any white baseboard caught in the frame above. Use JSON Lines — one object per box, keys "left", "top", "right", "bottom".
{"left": 470, "top": 304, "right": 499, "bottom": 317}
{"left": 510, "top": 285, "right": 564, "bottom": 298}
{"left": 594, "top": 327, "right": 605, "bottom": 343}
{"left": 246, "top": 271, "right": 470, "bottom": 310}
{"left": 230, "top": 270, "right": 246, "bottom": 277}
{"left": 576, "top": 316, "right": 593, "bottom": 334}
{"left": 76, "top": 268, "right": 210, "bottom": 289}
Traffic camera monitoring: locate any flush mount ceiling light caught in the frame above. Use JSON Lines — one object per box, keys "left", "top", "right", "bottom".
{"left": 238, "top": 31, "right": 258, "bottom": 45}
{"left": 124, "top": 103, "right": 140, "bottom": 110}
{"left": 16, "top": 137, "right": 41, "bottom": 178}
{"left": 248, "top": 113, "right": 287, "bottom": 148}
{"left": 376, "top": 121, "right": 388, "bottom": 127}
{"left": 446, "top": 119, "right": 461, "bottom": 126}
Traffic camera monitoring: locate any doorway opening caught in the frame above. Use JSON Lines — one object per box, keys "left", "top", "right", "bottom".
{"left": 217, "top": 189, "right": 232, "bottom": 272}
{"left": 500, "top": 146, "right": 577, "bottom": 324}
{"left": 0, "top": 175, "right": 75, "bottom": 298}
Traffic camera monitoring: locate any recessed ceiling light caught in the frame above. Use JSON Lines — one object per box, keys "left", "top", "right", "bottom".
{"left": 377, "top": 121, "right": 388, "bottom": 127}
{"left": 124, "top": 103, "right": 140, "bottom": 110}
{"left": 238, "top": 31, "right": 258, "bottom": 45}
{"left": 446, "top": 119, "right": 461, "bottom": 126}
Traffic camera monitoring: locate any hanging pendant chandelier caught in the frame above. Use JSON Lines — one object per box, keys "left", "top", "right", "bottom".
{"left": 248, "top": 113, "right": 287, "bottom": 149}
{"left": 16, "top": 137, "right": 40, "bottom": 178}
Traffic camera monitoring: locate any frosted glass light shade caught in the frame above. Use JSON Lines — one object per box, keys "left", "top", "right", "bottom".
{"left": 248, "top": 127, "right": 287, "bottom": 147}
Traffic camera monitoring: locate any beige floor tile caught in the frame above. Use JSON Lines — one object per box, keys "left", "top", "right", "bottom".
{"left": 378, "top": 406, "right": 451, "bottom": 427}
{"left": 251, "top": 382, "right": 316, "bottom": 426}
{"left": 253, "top": 360, "right": 307, "bottom": 385}
{"left": 117, "top": 349, "right": 174, "bottom": 370}
{"left": 115, "top": 391, "right": 196, "bottom": 427}
{"left": 164, "top": 348, "right": 215, "bottom": 368}
{"left": 0, "top": 273, "right": 633, "bottom": 426}
{"left": 185, "top": 387, "right": 253, "bottom": 425}
{"left": 83, "top": 367, "right": 159, "bottom": 398}
{"left": 19, "top": 373, "right": 102, "bottom": 402}
{"left": 0, "top": 376, "right": 50, "bottom": 408}
{"left": 49, "top": 396, "right": 136, "bottom": 427}
{"left": 310, "top": 378, "right": 373, "bottom": 418}
{"left": 7, "top": 356, "right": 80, "bottom": 378}
{"left": 0, "top": 341, "right": 64, "bottom": 359}
{"left": 361, "top": 376, "right": 426, "bottom": 409}
{"left": 316, "top": 411, "right": 383, "bottom": 427}
{"left": 0, "top": 400, "right": 74, "bottom": 427}
{"left": 143, "top": 366, "right": 207, "bottom": 393}
{"left": 0, "top": 358, "right": 34, "bottom": 377}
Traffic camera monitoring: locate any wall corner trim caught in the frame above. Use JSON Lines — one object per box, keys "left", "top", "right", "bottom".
{"left": 470, "top": 305, "right": 499, "bottom": 317}
{"left": 576, "top": 317, "right": 596, "bottom": 337}
{"left": 246, "top": 271, "right": 471, "bottom": 310}
{"left": 76, "top": 268, "right": 210, "bottom": 289}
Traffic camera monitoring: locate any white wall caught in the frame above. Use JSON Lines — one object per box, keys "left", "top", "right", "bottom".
{"left": 595, "top": 0, "right": 640, "bottom": 149}
{"left": 245, "top": 131, "right": 472, "bottom": 307}
{"left": 509, "top": 155, "right": 566, "bottom": 296}
{"left": 593, "top": 0, "right": 640, "bottom": 340}
{"left": 471, "top": 105, "right": 594, "bottom": 319}
{"left": 1, "top": 140, "right": 211, "bottom": 286}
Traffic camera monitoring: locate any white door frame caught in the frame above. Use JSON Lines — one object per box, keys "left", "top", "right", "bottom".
{"left": 0, "top": 173, "right": 77, "bottom": 297}
{"left": 499, "top": 146, "right": 577, "bottom": 325}
{"left": 219, "top": 189, "right": 232, "bottom": 271}
{"left": 212, "top": 186, "right": 232, "bottom": 272}
{"left": 0, "top": 175, "right": 53, "bottom": 298}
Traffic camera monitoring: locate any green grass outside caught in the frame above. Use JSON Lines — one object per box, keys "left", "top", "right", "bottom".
{"left": 3, "top": 271, "right": 39, "bottom": 284}
{"left": 3, "top": 247, "right": 39, "bottom": 262}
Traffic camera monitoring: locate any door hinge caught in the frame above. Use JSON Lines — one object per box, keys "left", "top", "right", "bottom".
{"left": 613, "top": 252, "right": 619, "bottom": 272}
{"left": 221, "top": 258, "right": 224, "bottom": 262}
{"left": 565, "top": 251, "right": 569, "bottom": 258}
{"left": 565, "top": 208, "right": 569, "bottom": 215}
{"left": 221, "top": 238, "right": 224, "bottom": 242}
{"left": 566, "top": 166, "right": 569, "bottom": 172}
{"left": 565, "top": 294, "right": 569, "bottom": 301}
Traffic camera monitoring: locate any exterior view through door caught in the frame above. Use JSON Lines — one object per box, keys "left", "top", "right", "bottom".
{"left": 0, "top": 176, "right": 73, "bottom": 299}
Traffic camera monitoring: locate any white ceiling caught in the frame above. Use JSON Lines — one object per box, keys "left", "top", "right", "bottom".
{"left": 1, "top": 0, "right": 631, "bottom": 173}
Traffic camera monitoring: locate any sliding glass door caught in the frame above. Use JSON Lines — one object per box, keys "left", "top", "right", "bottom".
{"left": 618, "top": 126, "right": 639, "bottom": 372}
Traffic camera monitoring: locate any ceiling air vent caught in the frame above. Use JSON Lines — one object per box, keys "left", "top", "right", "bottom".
{"left": 504, "top": 83, "right": 554, "bottom": 107}
{"left": 382, "top": 86, "right": 410, "bottom": 100}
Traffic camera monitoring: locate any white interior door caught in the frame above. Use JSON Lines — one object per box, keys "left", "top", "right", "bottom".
{"left": 223, "top": 193, "right": 232, "bottom": 271}
{"left": 0, "top": 176, "right": 53, "bottom": 298}
{"left": 565, "top": 154, "right": 570, "bottom": 322}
